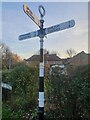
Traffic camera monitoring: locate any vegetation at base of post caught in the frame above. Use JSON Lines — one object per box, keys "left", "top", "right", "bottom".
{"left": 2, "top": 64, "right": 89, "bottom": 120}
{"left": 2, "top": 63, "right": 38, "bottom": 120}
{"left": 45, "top": 64, "right": 90, "bottom": 120}
{"left": 1, "top": 43, "right": 90, "bottom": 120}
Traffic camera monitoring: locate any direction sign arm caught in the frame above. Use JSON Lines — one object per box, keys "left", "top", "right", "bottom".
{"left": 23, "top": 4, "right": 41, "bottom": 28}
{"left": 44, "top": 20, "right": 75, "bottom": 35}
{"left": 19, "top": 30, "right": 38, "bottom": 41}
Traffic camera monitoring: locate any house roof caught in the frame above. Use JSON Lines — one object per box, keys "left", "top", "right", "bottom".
{"left": 70, "top": 51, "right": 87, "bottom": 61}
{"left": 26, "top": 55, "right": 39, "bottom": 61}
{"left": 25, "top": 51, "right": 90, "bottom": 66}
{"left": 67, "top": 51, "right": 89, "bottom": 66}
{"left": 26, "top": 53, "right": 61, "bottom": 62}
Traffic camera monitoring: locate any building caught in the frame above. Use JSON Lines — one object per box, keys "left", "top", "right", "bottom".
{"left": 66, "top": 51, "right": 89, "bottom": 67}
{"left": 25, "top": 51, "right": 90, "bottom": 75}
{"left": 25, "top": 52, "right": 63, "bottom": 69}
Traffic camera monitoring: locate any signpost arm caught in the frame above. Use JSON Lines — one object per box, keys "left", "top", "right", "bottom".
{"left": 19, "top": 30, "right": 38, "bottom": 41}
{"left": 44, "top": 20, "right": 75, "bottom": 35}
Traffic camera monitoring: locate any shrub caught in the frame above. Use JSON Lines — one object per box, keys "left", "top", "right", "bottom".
{"left": 2, "top": 63, "right": 39, "bottom": 119}
{"left": 45, "top": 65, "right": 90, "bottom": 119}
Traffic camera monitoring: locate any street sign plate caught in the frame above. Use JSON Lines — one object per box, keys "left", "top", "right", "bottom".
{"left": 1, "top": 82, "right": 12, "bottom": 90}
{"left": 23, "top": 4, "right": 41, "bottom": 28}
{"left": 19, "top": 30, "right": 38, "bottom": 40}
{"left": 45, "top": 20, "right": 75, "bottom": 35}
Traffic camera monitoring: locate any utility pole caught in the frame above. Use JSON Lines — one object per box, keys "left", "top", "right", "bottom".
{"left": 18, "top": 4, "right": 75, "bottom": 120}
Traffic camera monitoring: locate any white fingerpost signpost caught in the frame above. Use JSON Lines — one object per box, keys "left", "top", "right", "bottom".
{"left": 18, "top": 4, "right": 75, "bottom": 120}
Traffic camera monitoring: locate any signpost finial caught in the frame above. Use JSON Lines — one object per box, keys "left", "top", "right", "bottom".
{"left": 38, "top": 5, "right": 45, "bottom": 19}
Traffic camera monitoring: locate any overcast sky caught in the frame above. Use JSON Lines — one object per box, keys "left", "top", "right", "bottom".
{"left": 1, "top": 1, "right": 88, "bottom": 59}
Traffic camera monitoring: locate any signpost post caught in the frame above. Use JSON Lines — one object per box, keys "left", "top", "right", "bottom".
{"left": 18, "top": 4, "right": 75, "bottom": 120}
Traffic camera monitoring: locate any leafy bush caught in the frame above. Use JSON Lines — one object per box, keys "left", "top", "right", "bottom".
{"left": 2, "top": 70, "right": 11, "bottom": 84}
{"left": 2, "top": 63, "right": 39, "bottom": 119}
{"left": 2, "top": 103, "right": 22, "bottom": 120}
{"left": 2, "top": 63, "right": 90, "bottom": 119}
{"left": 45, "top": 65, "right": 90, "bottom": 119}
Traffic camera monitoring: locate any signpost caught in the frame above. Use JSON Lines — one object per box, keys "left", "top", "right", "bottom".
{"left": 18, "top": 4, "right": 75, "bottom": 120}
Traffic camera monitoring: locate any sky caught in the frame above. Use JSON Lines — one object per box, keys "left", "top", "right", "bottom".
{"left": 0, "top": 0, "right": 89, "bottom": 2}
{"left": 1, "top": 1, "right": 88, "bottom": 59}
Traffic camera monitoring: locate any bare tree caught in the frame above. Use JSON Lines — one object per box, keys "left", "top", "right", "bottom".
{"left": 0, "top": 43, "right": 20, "bottom": 69}
{"left": 66, "top": 48, "right": 76, "bottom": 58}
{"left": 0, "top": 43, "right": 11, "bottom": 57}
{"left": 0, "top": 43, "right": 12, "bottom": 69}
